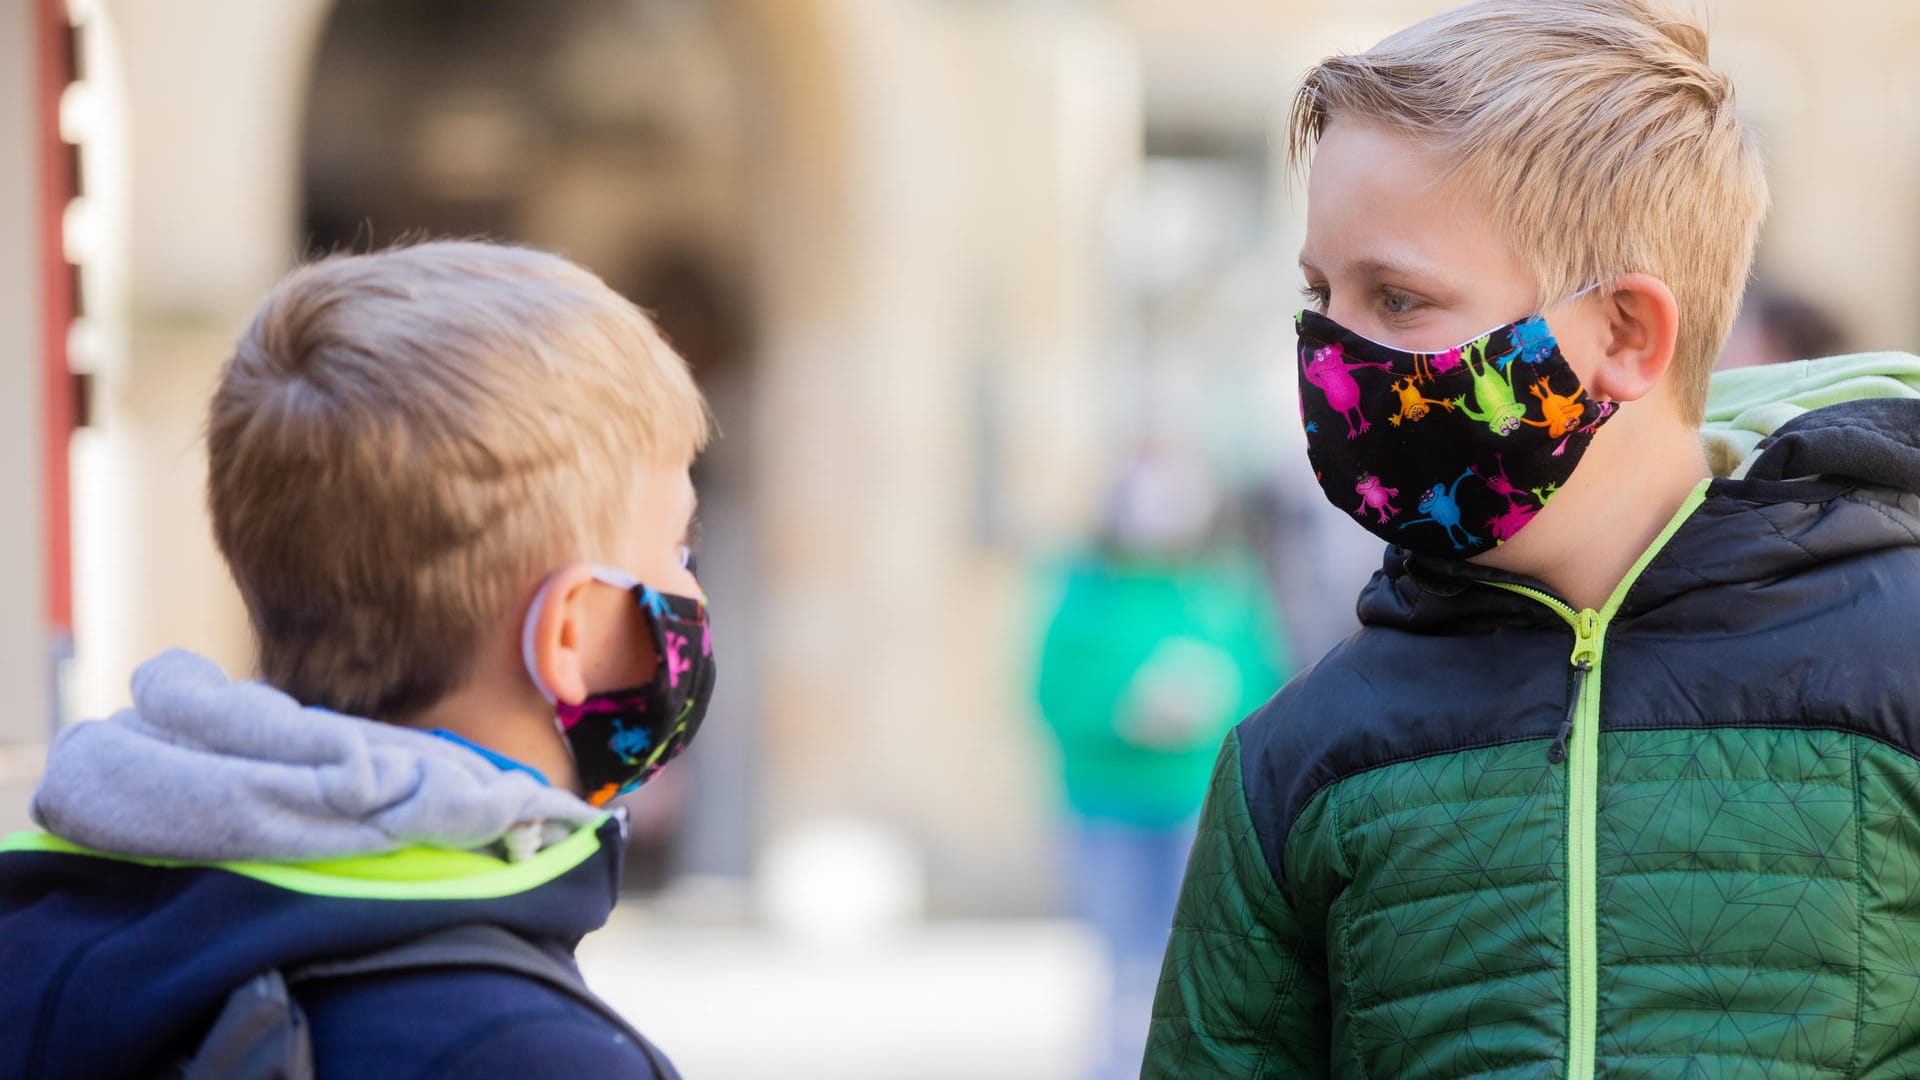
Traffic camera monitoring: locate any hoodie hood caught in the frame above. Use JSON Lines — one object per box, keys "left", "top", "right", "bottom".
{"left": 1701, "top": 351, "right": 1920, "bottom": 479}
{"left": 1, "top": 651, "right": 627, "bottom": 1080}
{"left": 30, "top": 649, "right": 603, "bottom": 863}
{"left": 1360, "top": 353, "right": 1920, "bottom": 631}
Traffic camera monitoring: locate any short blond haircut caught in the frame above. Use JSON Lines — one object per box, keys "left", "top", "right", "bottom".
{"left": 1288, "top": 0, "right": 1769, "bottom": 421}
{"left": 207, "top": 241, "right": 711, "bottom": 719}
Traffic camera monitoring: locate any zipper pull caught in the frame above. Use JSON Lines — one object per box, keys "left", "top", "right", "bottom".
{"left": 1549, "top": 657, "right": 1593, "bottom": 764}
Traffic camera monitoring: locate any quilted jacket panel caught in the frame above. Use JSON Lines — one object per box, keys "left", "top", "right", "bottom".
{"left": 1150, "top": 727, "right": 1920, "bottom": 1079}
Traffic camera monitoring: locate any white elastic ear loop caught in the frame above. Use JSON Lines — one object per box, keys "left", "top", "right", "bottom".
{"left": 520, "top": 574, "right": 565, "bottom": 706}
{"left": 584, "top": 563, "right": 641, "bottom": 590}
{"left": 1458, "top": 282, "right": 1608, "bottom": 349}
{"left": 520, "top": 565, "right": 646, "bottom": 706}
{"left": 1557, "top": 281, "right": 1606, "bottom": 307}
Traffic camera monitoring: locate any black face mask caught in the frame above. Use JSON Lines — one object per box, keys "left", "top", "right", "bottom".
{"left": 1296, "top": 305, "right": 1617, "bottom": 558}
{"left": 522, "top": 566, "right": 717, "bottom": 807}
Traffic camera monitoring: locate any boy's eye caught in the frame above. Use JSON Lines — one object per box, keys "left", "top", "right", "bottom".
{"left": 1300, "top": 283, "right": 1330, "bottom": 312}
{"left": 678, "top": 514, "right": 703, "bottom": 576}
{"left": 1380, "top": 288, "right": 1421, "bottom": 316}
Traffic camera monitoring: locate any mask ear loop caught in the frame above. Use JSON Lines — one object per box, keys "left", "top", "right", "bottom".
{"left": 1552, "top": 281, "right": 1607, "bottom": 309}
{"left": 518, "top": 574, "right": 587, "bottom": 802}
{"left": 1501, "top": 281, "right": 1612, "bottom": 342}
{"left": 585, "top": 564, "right": 641, "bottom": 590}
{"left": 520, "top": 574, "right": 565, "bottom": 706}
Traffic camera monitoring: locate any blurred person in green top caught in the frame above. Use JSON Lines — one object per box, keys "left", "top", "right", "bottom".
{"left": 1033, "top": 444, "right": 1290, "bottom": 1080}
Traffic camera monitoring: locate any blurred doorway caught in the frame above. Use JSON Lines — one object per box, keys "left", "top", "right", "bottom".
{"left": 300, "top": 0, "right": 762, "bottom": 887}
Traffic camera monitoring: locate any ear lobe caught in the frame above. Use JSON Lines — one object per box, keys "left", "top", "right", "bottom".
{"left": 524, "top": 565, "right": 596, "bottom": 706}
{"left": 1589, "top": 273, "right": 1680, "bottom": 403}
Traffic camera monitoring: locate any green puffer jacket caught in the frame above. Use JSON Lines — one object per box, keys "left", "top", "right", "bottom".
{"left": 1146, "top": 356, "right": 1920, "bottom": 1079}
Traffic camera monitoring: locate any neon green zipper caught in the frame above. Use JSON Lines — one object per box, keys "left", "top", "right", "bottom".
{"left": 1486, "top": 478, "right": 1711, "bottom": 1080}
{"left": 1489, "top": 585, "right": 1602, "bottom": 1080}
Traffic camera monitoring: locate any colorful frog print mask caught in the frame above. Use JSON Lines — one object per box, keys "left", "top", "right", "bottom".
{"left": 521, "top": 565, "right": 717, "bottom": 807}
{"left": 1296, "top": 305, "right": 1617, "bottom": 559}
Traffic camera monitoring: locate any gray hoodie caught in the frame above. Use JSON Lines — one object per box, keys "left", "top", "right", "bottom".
{"left": 30, "top": 649, "right": 603, "bottom": 863}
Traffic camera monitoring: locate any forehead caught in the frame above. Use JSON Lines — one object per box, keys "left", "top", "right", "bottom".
{"left": 1298, "top": 119, "right": 1512, "bottom": 284}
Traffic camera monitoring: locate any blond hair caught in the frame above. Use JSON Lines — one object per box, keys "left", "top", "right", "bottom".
{"left": 207, "top": 241, "right": 711, "bottom": 719}
{"left": 1288, "top": 0, "right": 1769, "bottom": 421}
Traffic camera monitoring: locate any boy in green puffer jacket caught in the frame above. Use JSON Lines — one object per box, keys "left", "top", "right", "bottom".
{"left": 1146, "top": 2, "right": 1920, "bottom": 1078}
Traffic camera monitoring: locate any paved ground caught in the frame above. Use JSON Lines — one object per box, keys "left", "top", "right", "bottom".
{"left": 578, "top": 906, "right": 1109, "bottom": 1080}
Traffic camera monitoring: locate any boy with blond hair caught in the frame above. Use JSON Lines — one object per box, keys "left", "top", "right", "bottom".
{"left": 1148, "top": 1, "right": 1920, "bottom": 1077}
{"left": 0, "top": 241, "right": 716, "bottom": 1078}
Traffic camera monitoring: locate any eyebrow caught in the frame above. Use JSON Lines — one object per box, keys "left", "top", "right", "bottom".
{"left": 1297, "top": 253, "right": 1443, "bottom": 295}
{"left": 1299, "top": 252, "right": 1446, "bottom": 282}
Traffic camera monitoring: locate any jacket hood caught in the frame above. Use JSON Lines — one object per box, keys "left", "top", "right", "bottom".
{"left": 30, "top": 649, "right": 603, "bottom": 862}
{"left": 1700, "top": 351, "right": 1920, "bottom": 480}
{"left": 1359, "top": 353, "right": 1920, "bottom": 632}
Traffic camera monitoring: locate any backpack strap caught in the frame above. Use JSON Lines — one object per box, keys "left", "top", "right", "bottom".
{"left": 288, "top": 924, "right": 681, "bottom": 1078}
{"left": 179, "top": 925, "right": 678, "bottom": 1080}
{"left": 175, "top": 969, "right": 312, "bottom": 1080}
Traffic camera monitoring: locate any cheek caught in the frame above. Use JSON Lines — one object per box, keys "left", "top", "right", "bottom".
{"left": 582, "top": 595, "right": 660, "bottom": 691}
{"left": 604, "top": 615, "right": 660, "bottom": 689}
{"left": 660, "top": 563, "right": 702, "bottom": 598}
{"left": 1545, "top": 313, "right": 1607, "bottom": 392}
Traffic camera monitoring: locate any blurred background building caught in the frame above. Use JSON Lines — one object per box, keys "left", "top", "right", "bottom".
{"left": 4, "top": 1, "right": 1918, "bottom": 1075}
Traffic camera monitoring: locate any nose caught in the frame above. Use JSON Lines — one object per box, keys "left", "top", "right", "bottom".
{"left": 1323, "top": 299, "right": 1366, "bottom": 333}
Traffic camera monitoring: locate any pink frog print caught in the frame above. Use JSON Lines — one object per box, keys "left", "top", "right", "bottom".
{"left": 1487, "top": 500, "right": 1538, "bottom": 543}
{"left": 664, "top": 631, "right": 691, "bottom": 689}
{"left": 1353, "top": 472, "right": 1401, "bottom": 524}
{"left": 1480, "top": 453, "right": 1523, "bottom": 501}
{"left": 1303, "top": 342, "right": 1392, "bottom": 438}
{"left": 1476, "top": 454, "right": 1540, "bottom": 542}
{"left": 555, "top": 693, "right": 641, "bottom": 732}
{"left": 1412, "top": 345, "right": 1464, "bottom": 385}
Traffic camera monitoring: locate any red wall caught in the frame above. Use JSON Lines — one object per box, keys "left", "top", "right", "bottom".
{"left": 35, "top": 0, "right": 74, "bottom": 638}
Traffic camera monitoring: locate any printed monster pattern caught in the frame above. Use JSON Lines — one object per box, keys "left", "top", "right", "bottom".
{"left": 555, "top": 587, "right": 716, "bottom": 807}
{"left": 1296, "top": 309, "right": 1617, "bottom": 557}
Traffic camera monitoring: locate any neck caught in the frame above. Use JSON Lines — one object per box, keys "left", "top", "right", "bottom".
{"left": 404, "top": 630, "right": 582, "bottom": 795}
{"left": 1475, "top": 399, "right": 1709, "bottom": 612}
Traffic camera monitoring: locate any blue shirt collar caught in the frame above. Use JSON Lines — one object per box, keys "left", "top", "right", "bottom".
{"left": 425, "top": 729, "right": 552, "bottom": 787}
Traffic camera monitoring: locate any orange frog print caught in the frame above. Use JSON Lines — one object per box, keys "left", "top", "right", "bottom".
{"left": 1388, "top": 377, "right": 1456, "bottom": 427}
{"left": 1522, "top": 377, "right": 1586, "bottom": 438}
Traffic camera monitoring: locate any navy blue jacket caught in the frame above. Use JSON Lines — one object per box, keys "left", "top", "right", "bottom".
{"left": 0, "top": 817, "right": 669, "bottom": 1079}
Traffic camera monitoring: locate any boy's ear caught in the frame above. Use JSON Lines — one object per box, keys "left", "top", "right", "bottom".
{"left": 525, "top": 564, "right": 596, "bottom": 706}
{"left": 1587, "top": 273, "right": 1680, "bottom": 404}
